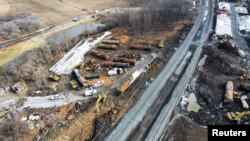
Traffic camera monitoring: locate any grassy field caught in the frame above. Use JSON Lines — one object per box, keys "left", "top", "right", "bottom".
{"left": 0, "top": 0, "right": 123, "bottom": 26}
{"left": 0, "top": 16, "right": 96, "bottom": 67}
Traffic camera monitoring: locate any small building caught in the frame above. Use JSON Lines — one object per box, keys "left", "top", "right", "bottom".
{"left": 11, "top": 81, "right": 26, "bottom": 94}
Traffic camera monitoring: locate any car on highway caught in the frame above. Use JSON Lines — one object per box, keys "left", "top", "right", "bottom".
{"left": 50, "top": 93, "right": 65, "bottom": 100}
{"left": 72, "top": 17, "right": 80, "bottom": 22}
{"left": 93, "top": 80, "right": 104, "bottom": 87}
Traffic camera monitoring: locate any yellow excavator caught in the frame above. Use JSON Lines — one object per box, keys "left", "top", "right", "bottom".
{"left": 70, "top": 80, "right": 79, "bottom": 89}
{"left": 49, "top": 74, "right": 60, "bottom": 82}
{"left": 96, "top": 94, "right": 107, "bottom": 112}
{"left": 226, "top": 111, "right": 250, "bottom": 121}
{"left": 239, "top": 74, "right": 250, "bottom": 81}
{"left": 158, "top": 40, "right": 164, "bottom": 48}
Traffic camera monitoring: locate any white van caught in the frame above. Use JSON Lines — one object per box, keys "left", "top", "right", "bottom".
{"left": 84, "top": 89, "right": 97, "bottom": 96}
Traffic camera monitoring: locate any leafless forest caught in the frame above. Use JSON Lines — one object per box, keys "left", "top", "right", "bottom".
{"left": 0, "top": 11, "right": 43, "bottom": 40}
{"left": 115, "top": 0, "right": 192, "bottom": 33}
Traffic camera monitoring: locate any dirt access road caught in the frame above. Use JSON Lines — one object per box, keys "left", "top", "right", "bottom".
{"left": 0, "top": 0, "right": 124, "bottom": 26}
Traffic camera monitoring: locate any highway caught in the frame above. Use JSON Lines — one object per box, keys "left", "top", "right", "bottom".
{"left": 105, "top": 0, "right": 211, "bottom": 140}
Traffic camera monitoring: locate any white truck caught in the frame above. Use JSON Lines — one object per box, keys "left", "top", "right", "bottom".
{"left": 107, "top": 68, "right": 125, "bottom": 76}
{"left": 50, "top": 93, "right": 65, "bottom": 100}
{"left": 84, "top": 88, "right": 97, "bottom": 96}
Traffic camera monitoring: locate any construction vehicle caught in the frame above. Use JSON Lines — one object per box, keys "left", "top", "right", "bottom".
{"left": 70, "top": 80, "right": 79, "bottom": 89}
{"left": 158, "top": 40, "right": 164, "bottom": 48}
{"left": 47, "top": 83, "right": 58, "bottom": 94}
{"left": 145, "top": 64, "right": 151, "bottom": 70}
{"left": 96, "top": 94, "right": 107, "bottom": 112}
{"left": 49, "top": 74, "right": 60, "bottom": 82}
{"left": 74, "top": 62, "right": 84, "bottom": 69}
{"left": 226, "top": 111, "right": 250, "bottom": 122}
{"left": 239, "top": 74, "right": 250, "bottom": 81}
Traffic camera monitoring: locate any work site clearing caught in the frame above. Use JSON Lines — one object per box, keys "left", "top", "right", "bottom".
{"left": 0, "top": 0, "right": 250, "bottom": 141}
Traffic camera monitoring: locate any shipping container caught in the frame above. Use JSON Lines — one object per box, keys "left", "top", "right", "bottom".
{"left": 85, "top": 73, "right": 100, "bottom": 79}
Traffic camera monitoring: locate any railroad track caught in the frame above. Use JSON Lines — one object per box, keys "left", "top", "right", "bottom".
{"left": 145, "top": 0, "right": 213, "bottom": 140}
{"left": 105, "top": 0, "right": 210, "bottom": 140}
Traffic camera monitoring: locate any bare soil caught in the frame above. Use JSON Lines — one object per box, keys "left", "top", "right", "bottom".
{"left": 165, "top": 114, "right": 207, "bottom": 141}
{"left": 187, "top": 44, "right": 250, "bottom": 125}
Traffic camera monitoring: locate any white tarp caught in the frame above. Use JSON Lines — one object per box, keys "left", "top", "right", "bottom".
{"left": 235, "top": 6, "right": 248, "bottom": 14}
{"left": 218, "top": 2, "right": 230, "bottom": 13}
{"left": 50, "top": 31, "right": 111, "bottom": 74}
{"left": 238, "top": 15, "right": 250, "bottom": 32}
{"left": 215, "top": 14, "right": 232, "bottom": 37}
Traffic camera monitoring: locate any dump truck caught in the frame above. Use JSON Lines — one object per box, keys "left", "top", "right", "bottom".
{"left": 98, "top": 43, "right": 117, "bottom": 50}
{"left": 48, "top": 74, "right": 60, "bottom": 81}
{"left": 224, "top": 81, "right": 234, "bottom": 102}
{"left": 91, "top": 49, "right": 110, "bottom": 60}
{"left": 70, "top": 80, "right": 79, "bottom": 89}
{"left": 226, "top": 111, "right": 250, "bottom": 122}
{"left": 85, "top": 73, "right": 100, "bottom": 80}
{"left": 103, "top": 61, "right": 130, "bottom": 68}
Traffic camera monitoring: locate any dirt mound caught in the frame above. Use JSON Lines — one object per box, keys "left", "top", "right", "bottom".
{"left": 217, "top": 41, "right": 237, "bottom": 55}
{"left": 165, "top": 115, "right": 207, "bottom": 141}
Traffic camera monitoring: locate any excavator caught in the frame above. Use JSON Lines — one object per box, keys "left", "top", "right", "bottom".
{"left": 158, "top": 40, "right": 164, "bottom": 48}
{"left": 226, "top": 111, "right": 250, "bottom": 122}
{"left": 96, "top": 94, "right": 107, "bottom": 112}
{"left": 49, "top": 74, "right": 60, "bottom": 82}
{"left": 239, "top": 74, "right": 250, "bottom": 81}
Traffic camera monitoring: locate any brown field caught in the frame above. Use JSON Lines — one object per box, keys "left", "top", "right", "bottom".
{"left": 0, "top": 0, "right": 124, "bottom": 26}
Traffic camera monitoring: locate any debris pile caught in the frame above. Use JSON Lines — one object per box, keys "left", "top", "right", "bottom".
{"left": 238, "top": 15, "right": 250, "bottom": 33}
